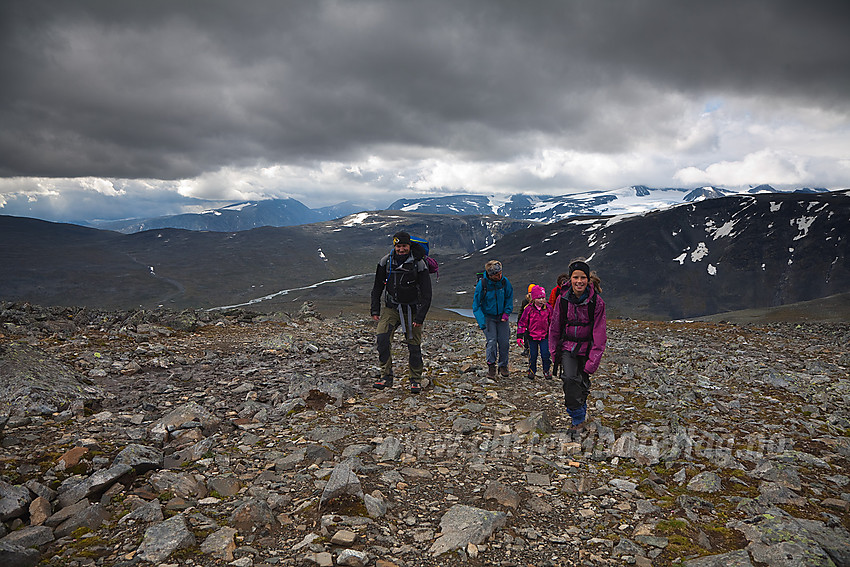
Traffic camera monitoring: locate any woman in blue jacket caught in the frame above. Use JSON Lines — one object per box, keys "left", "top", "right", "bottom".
{"left": 473, "top": 260, "right": 514, "bottom": 378}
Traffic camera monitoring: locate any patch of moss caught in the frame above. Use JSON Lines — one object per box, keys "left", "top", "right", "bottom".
{"left": 65, "top": 462, "right": 89, "bottom": 476}
{"left": 665, "top": 533, "right": 702, "bottom": 557}
{"left": 657, "top": 518, "right": 689, "bottom": 532}
{"left": 320, "top": 494, "right": 367, "bottom": 517}
{"left": 169, "top": 545, "right": 202, "bottom": 561}
{"left": 70, "top": 526, "right": 94, "bottom": 538}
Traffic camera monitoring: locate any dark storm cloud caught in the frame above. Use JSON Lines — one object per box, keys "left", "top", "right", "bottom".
{"left": 1, "top": 0, "right": 848, "bottom": 182}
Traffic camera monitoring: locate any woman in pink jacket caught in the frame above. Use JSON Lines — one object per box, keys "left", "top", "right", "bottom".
{"left": 549, "top": 259, "right": 607, "bottom": 438}
{"left": 517, "top": 285, "right": 552, "bottom": 380}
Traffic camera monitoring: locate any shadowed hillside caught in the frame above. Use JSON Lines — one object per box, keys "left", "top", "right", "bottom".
{"left": 2, "top": 190, "right": 848, "bottom": 320}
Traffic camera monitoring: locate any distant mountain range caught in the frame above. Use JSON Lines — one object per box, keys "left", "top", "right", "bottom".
{"left": 387, "top": 184, "right": 829, "bottom": 223}
{"left": 92, "top": 199, "right": 369, "bottom": 233}
{"left": 3, "top": 189, "right": 848, "bottom": 320}
{"left": 87, "top": 185, "right": 830, "bottom": 234}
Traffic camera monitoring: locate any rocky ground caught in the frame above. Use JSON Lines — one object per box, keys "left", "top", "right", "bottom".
{"left": 1, "top": 301, "right": 849, "bottom": 567}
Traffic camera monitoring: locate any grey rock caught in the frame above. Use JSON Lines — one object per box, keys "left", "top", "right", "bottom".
{"left": 731, "top": 508, "right": 850, "bottom": 567}
{"left": 611, "top": 431, "right": 638, "bottom": 459}
{"left": 363, "top": 493, "right": 387, "bottom": 518}
{"left": 54, "top": 502, "right": 108, "bottom": 538}
{"left": 374, "top": 436, "right": 403, "bottom": 461}
{"left": 757, "top": 481, "right": 805, "bottom": 506}
{"left": 0, "top": 481, "right": 31, "bottom": 521}
{"left": 23, "top": 480, "right": 56, "bottom": 502}
{"left": 149, "top": 401, "right": 220, "bottom": 443}
{"left": 451, "top": 417, "right": 480, "bottom": 434}
{"left": 112, "top": 443, "right": 164, "bottom": 474}
{"left": 683, "top": 549, "right": 754, "bottom": 567}
{"left": 148, "top": 470, "right": 205, "bottom": 499}
{"left": 174, "top": 437, "right": 214, "bottom": 462}
{"left": 305, "top": 444, "right": 334, "bottom": 464}
{"left": 275, "top": 447, "right": 307, "bottom": 471}
{"left": 275, "top": 397, "right": 307, "bottom": 415}
{"left": 337, "top": 548, "right": 369, "bottom": 567}
{"left": 429, "top": 504, "right": 507, "bottom": 556}
{"left": 200, "top": 526, "right": 238, "bottom": 561}
{"left": 515, "top": 411, "right": 554, "bottom": 434}
{"left": 304, "top": 551, "right": 334, "bottom": 566}
{"left": 609, "top": 478, "right": 638, "bottom": 493}
{"left": 341, "top": 443, "right": 373, "bottom": 458}
{"left": 320, "top": 459, "right": 364, "bottom": 506}
{"left": 484, "top": 481, "right": 521, "bottom": 509}
{"left": 0, "top": 525, "right": 54, "bottom": 548}
{"left": 229, "top": 498, "right": 278, "bottom": 535}
{"left": 0, "top": 541, "right": 40, "bottom": 567}
{"left": 308, "top": 426, "right": 350, "bottom": 443}
{"left": 749, "top": 460, "right": 802, "bottom": 490}
{"left": 208, "top": 476, "right": 242, "bottom": 498}
{"left": 612, "top": 536, "right": 644, "bottom": 558}
{"left": 44, "top": 499, "right": 89, "bottom": 528}
{"left": 136, "top": 514, "right": 196, "bottom": 564}
{"left": 0, "top": 342, "right": 105, "bottom": 417}
{"left": 118, "top": 499, "right": 163, "bottom": 524}
{"left": 687, "top": 471, "right": 722, "bottom": 493}
{"left": 288, "top": 373, "right": 355, "bottom": 407}
{"left": 526, "top": 472, "right": 550, "bottom": 487}
{"left": 57, "top": 463, "right": 133, "bottom": 508}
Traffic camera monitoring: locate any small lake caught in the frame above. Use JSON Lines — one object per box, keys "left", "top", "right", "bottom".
{"left": 444, "top": 308, "right": 517, "bottom": 322}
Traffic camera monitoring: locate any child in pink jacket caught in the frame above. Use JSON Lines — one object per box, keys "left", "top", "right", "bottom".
{"left": 516, "top": 285, "right": 552, "bottom": 380}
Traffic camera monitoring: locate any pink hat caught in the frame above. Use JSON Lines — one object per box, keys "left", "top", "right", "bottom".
{"left": 531, "top": 285, "right": 545, "bottom": 300}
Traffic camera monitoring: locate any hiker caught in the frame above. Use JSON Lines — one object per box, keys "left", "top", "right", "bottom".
{"left": 370, "top": 231, "right": 432, "bottom": 394}
{"left": 518, "top": 284, "right": 535, "bottom": 357}
{"left": 549, "top": 259, "right": 607, "bottom": 437}
{"left": 548, "top": 273, "right": 570, "bottom": 306}
{"left": 473, "top": 260, "right": 514, "bottom": 378}
{"left": 517, "top": 285, "right": 552, "bottom": 380}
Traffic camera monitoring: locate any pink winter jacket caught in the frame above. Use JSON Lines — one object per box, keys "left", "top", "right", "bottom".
{"left": 517, "top": 302, "right": 552, "bottom": 341}
{"left": 548, "top": 284, "right": 607, "bottom": 374}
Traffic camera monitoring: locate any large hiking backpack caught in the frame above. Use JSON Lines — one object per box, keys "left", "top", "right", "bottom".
{"left": 410, "top": 236, "right": 439, "bottom": 279}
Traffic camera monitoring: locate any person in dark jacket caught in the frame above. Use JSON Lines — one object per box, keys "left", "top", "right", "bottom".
{"left": 549, "top": 259, "right": 607, "bottom": 437}
{"left": 472, "top": 260, "right": 514, "bottom": 378}
{"left": 370, "top": 231, "right": 432, "bottom": 394}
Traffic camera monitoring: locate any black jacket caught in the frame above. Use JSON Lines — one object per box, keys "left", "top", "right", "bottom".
{"left": 370, "top": 252, "right": 432, "bottom": 324}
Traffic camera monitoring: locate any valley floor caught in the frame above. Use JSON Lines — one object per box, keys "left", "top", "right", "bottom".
{"left": 1, "top": 305, "right": 849, "bottom": 566}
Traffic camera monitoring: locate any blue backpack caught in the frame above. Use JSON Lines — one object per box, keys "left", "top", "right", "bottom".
{"left": 409, "top": 236, "right": 439, "bottom": 279}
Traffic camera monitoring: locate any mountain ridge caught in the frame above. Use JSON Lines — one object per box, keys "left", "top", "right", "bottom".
{"left": 77, "top": 185, "right": 837, "bottom": 234}
{"left": 2, "top": 190, "right": 847, "bottom": 320}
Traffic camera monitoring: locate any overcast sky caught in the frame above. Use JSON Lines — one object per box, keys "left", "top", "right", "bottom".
{"left": 1, "top": 0, "right": 849, "bottom": 222}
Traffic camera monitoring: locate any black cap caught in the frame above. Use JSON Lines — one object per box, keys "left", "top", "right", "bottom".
{"left": 568, "top": 260, "right": 590, "bottom": 279}
{"left": 393, "top": 231, "right": 412, "bottom": 245}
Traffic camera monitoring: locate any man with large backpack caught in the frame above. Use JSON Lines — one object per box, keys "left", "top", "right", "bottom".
{"left": 371, "top": 231, "right": 432, "bottom": 394}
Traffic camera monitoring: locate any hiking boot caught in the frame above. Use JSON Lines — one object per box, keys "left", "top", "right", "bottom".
{"left": 410, "top": 380, "right": 421, "bottom": 394}
{"left": 543, "top": 371, "right": 552, "bottom": 380}
{"left": 488, "top": 363, "right": 496, "bottom": 378}
{"left": 526, "top": 369, "right": 535, "bottom": 380}
{"left": 499, "top": 366, "right": 509, "bottom": 378}
{"left": 568, "top": 421, "right": 586, "bottom": 440}
{"left": 373, "top": 375, "right": 393, "bottom": 390}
